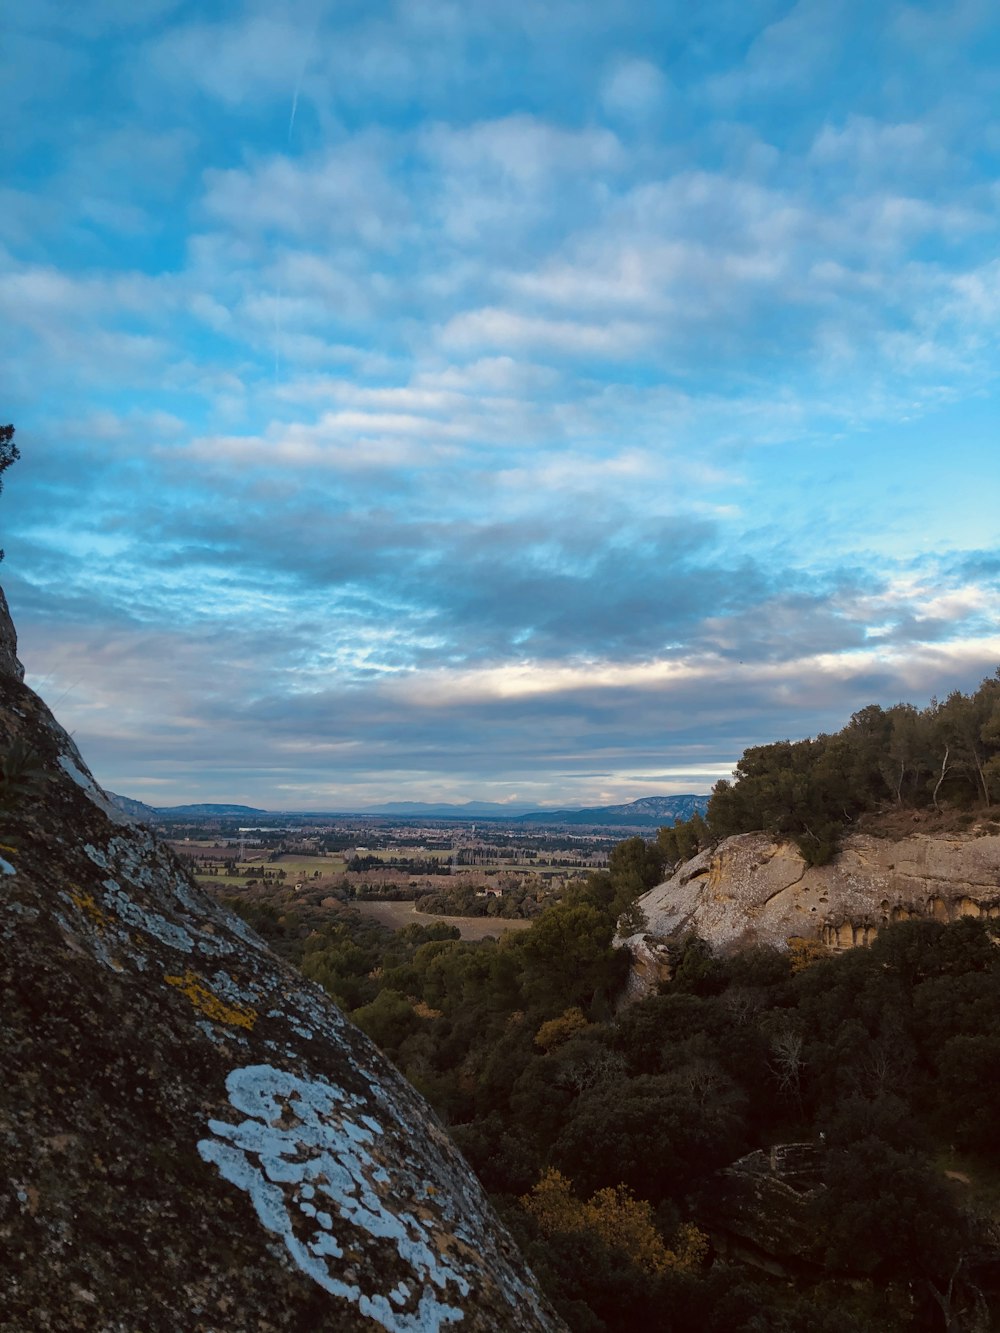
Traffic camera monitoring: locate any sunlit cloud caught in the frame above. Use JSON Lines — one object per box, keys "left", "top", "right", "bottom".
{"left": 3, "top": 0, "right": 999, "bottom": 806}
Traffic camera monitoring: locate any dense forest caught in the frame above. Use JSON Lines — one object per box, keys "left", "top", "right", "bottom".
{"left": 233, "top": 823, "right": 1000, "bottom": 1330}
{"left": 223, "top": 677, "right": 1000, "bottom": 1330}
{"left": 660, "top": 672, "right": 1000, "bottom": 867}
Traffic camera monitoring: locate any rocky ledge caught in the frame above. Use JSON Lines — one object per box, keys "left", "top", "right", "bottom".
{"left": 0, "top": 588, "right": 561, "bottom": 1332}
{"left": 621, "top": 827, "right": 1000, "bottom": 997}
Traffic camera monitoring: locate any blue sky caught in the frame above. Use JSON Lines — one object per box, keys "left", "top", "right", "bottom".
{"left": 3, "top": 0, "right": 999, "bottom": 810}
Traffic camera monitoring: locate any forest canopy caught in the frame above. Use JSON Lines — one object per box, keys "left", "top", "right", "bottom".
{"left": 214, "top": 671, "right": 1000, "bottom": 1330}
{"left": 233, "top": 879, "right": 1000, "bottom": 1331}
{"left": 0, "top": 424, "right": 18, "bottom": 563}
{"left": 659, "top": 673, "right": 1000, "bottom": 866}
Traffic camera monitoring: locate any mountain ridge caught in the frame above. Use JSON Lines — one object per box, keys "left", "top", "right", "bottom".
{"left": 514, "top": 794, "right": 709, "bottom": 827}
{"left": 109, "top": 792, "right": 711, "bottom": 825}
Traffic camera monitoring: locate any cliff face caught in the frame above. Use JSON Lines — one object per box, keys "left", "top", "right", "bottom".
{"left": 0, "top": 585, "right": 24, "bottom": 682}
{"left": 0, "top": 590, "right": 561, "bottom": 1332}
{"left": 624, "top": 828, "right": 1000, "bottom": 994}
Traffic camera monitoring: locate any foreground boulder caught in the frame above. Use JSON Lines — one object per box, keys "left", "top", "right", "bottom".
{"left": 0, "top": 588, "right": 561, "bottom": 1332}
{"left": 694, "top": 1144, "right": 825, "bottom": 1275}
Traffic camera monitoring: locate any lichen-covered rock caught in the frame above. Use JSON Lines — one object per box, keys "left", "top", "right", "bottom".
{"left": 0, "top": 585, "right": 24, "bottom": 683}
{"left": 624, "top": 828, "right": 1000, "bottom": 995}
{"left": 0, "top": 588, "right": 562, "bottom": 1332}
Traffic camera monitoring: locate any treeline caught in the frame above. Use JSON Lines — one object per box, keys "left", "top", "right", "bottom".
{"left": 454, "top": 846, "right": 534, "bottom": 865}
{"left": 347, "top": 853, "right": 451, "bottom": 875}
{"left": 415, "top": 877, "right": 557, "bottom": 919}
{"left": 660, "top": 673, "right": 1000, "bottom": 866}
{"left": 228, "top": 840, "right": 1000, "bottom": 1330}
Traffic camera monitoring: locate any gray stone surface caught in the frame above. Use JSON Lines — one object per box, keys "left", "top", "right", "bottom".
{"left": 0, "top": 586, "right": 562, "bottom": 1333}
{"left": 622, "top": 828, "right": 1000, "bottom": 995}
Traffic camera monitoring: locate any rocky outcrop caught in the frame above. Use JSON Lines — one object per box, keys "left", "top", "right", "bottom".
{"left": 0, "top": 588, "right": 561, "bottom": 1332}
{"left": 623, "top": 828, "right": 1000, "bottom": 992}
{"left": 0, "top": 585, "right": 24, "bottom": 682}
{"left": 694, "top": 1144, "right": 825, "bottom": 1276}
{"left": 106, "top": 790, "right": 162, "bottom": 822}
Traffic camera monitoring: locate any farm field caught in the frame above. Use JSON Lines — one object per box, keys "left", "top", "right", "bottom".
{"left": 163, "top": 819, "right": 615, "bottom": 910}
{"left": 169, "top": 844, "right": 346, "bottom": 889}
{"left": 353, "top": 899, "right": 533, "bottom": 940}
{"left": 354, "top": 847, "right": 453, "bottom": 861}
{"left": 270, "top": 853, "right": 346, "bottom": 875}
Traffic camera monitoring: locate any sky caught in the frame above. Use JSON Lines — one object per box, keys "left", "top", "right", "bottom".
{"left": 2, "top": 0, "right": 1000, "bottom": 811}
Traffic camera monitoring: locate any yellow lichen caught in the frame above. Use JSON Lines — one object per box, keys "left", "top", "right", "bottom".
{"left": 69, "top": 887, "right": 110, "bottom": 932}
{"left": 163, "top": 969, "right": 257, "bottom": 1030}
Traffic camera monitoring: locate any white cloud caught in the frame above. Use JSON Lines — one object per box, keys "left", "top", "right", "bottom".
{"left": 808, "top": 115, "right": 947, "bottom": 182}
{"left": 439, "top": 307, "right": 645, "bottom": 357}
{"left": 948, "top": 258, "right": 1000, "bottom": 324}
{"left": 7, "top": 0, "right": 1000, "bottom": 808}
{"left": 707, "top": 0, "right": 850, "bottom": 102}
{"left": 202, "top": 139, "right": 408, "bottom": 248}
{"left": 147, "top": 14, "right": 313, "bottom": 106}
{"left": 421, "top": 115, "right": 622, "bottom": 182}
{"left": 417, "top": 115, "right": 624, "bottom": 244}
{"left": 600, "top": 57, "right": 669, "bottom": 122}
{"left": 184, "top": 415, "right": 463, "bottom": 472}
{"left": 494, "top": 448, "right": 656, "bottom": 496}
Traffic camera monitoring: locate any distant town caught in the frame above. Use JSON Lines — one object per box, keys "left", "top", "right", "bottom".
{"left": 165, "top": 812, "right": 617, "bottom": 925}
{"left": 140, "top": 795, "right": 708, "bottom": 930}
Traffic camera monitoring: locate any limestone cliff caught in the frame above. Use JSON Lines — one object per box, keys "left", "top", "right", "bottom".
{"left": 0, "top": 588, "right": 562, "bottom": 1332}
{"left": 623, "top": 828, "right": 1000, "bottom": 996}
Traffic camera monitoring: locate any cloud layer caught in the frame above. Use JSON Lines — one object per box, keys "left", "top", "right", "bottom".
{"left": 3, "top": 0, "right": 999, "bottom": 807}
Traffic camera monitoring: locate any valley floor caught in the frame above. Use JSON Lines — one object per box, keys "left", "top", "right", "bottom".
{"left": 353, "top": 898, "right": 533, "bottom": 938}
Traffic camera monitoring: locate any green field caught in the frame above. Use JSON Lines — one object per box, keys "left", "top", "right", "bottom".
{"left": 191, "top": 852, "right": 345, "bottom": 889}
{"left": 354, "top": 848, "right": 454, "bottom": 862}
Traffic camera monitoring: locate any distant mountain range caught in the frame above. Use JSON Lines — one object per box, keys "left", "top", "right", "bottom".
{"left": 352, "top": 800, "right": 538, "bottom": 816}
{"left": 514, "top": 795, "right": 709, "bottom": 827}
{"left": 108, "top": 796, "right": 268, "bottom": 820}
{"left": 108, "top": 792, "right": 708, "bottom": 828}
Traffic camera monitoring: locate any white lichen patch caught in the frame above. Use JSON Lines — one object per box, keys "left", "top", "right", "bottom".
{"left": 3, "top": 900, "right": 37, "bottom": 922}
{"left": 198, "top": 1065, "right": 467, "bottom": 1333}
{"left": 287, "top": 986, "right": 348, "bottom": 1038}
{"left": 86, "top": 838, "right": 239, "bottom": 961}
{"left": 220, "top": 907, "right": 271, "bottom": 952}
{"left": 84, "top": 843, "right": 109, "bottom": 870}
{"left": 101, "top": 879, "right": 195, "bottom": 954}
{"left": 195, "top": 1019, "right": 250, "bottom": 1048}
{"left": 264, "top": 1006, "right": 316, "bottom": 1042}
{"left": 169, "top": 874, "right": 208, "bottom": 916}
{"left": 211, "top": 969, "right": 267, "bottom": 1009}
{"left": 52, "top": 901, "right": 130, "bottom": 973}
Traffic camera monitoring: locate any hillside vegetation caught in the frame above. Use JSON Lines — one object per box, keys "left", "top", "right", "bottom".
{"left": 660, "top": 672, "right": 1000, "bottom": 867}
{"left": 223, "top": 677, "right": 1000, "bottom": 1329}
{"left": 231, "top": 834, "right": 1000, "bottom": 1331}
